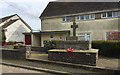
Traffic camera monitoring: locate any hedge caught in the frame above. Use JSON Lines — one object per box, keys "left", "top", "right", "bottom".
{"left": 43, "top": 39, "right": 61, "bottom": 50}
{"left": 92, "top": 40, "right": 120, "bottom": 58}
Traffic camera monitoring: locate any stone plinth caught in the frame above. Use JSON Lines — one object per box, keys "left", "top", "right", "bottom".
{"left": 66, "top": 36, "right": 78, "bottom": 40}
{"left": 48, "top": 49, "right": 98, "bottom": 66}
{"left": 56, "top": 41, "right": 91, "bottom": 50}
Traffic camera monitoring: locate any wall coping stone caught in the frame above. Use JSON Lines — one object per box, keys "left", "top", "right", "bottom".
{"left": 49, "top": 49, "right": 98, "bottom": 53}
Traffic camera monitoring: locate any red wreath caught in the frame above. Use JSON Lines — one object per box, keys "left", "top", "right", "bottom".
{"left": 66, "top": 48, "right": 75, "bottom": 52}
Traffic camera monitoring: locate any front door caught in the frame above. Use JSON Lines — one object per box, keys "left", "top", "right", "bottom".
{"left": 25, "top": 35, "right": 31, "bottom": 45}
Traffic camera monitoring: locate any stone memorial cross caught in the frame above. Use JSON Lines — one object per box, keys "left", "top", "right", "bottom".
{"left": 71, "top": 18, "right": 78, "bottom": 36}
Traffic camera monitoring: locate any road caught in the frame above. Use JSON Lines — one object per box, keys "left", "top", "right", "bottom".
{"left": 1, "top": 64, "right": 54, "bottom": 74}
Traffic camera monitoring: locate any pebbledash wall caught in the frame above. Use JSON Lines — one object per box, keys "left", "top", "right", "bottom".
{"left": 41, "top": 10, "right": 119, "bottom": 41}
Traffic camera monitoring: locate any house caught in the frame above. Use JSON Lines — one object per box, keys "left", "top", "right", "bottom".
{"left": 0, "top": 14, "right": 32, "bottom": 44}
{"left": 24, "top": 2, "right": 120, "bottom": 47}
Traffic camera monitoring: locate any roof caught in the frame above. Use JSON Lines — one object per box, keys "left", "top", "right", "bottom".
{"left": 31, "top": 30, "right": 70, "bottom": 34}
{"left": 2, "top": 19, "right": 19, "bottom": 28}
{"left": 40, "top": 2, "right": 120, "bottom": 18}
{"left": 0, "top": 14, "right": 32, "bottom": 31}
{"left": 0, "top": 14, "right": 16, "bottom": 23}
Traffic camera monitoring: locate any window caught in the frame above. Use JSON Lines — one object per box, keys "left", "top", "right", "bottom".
{"left": 90, "top": 14, "right": 95, "bottom": 19}
{"left": 80, "top": 15, "right": 84, "bottom": 20}
{"left": 113, "top": 11, "right": 119, "bottom": 17}
{"left": 76, "top": 14, "right": 95, "bottom": 21}
{"left": 101, "top": 11, "right": 119, "bottom": 18}
{"left": 62, "top": 16, "right": 71, "bottom": 22}
{"left": 102, "top": 12, "right": 107, "bottom": 18}
{"left": 62, "top": 17, "right": 66, "bottom": 21}
{"left": 107, "top": 12, "right": 112, "bottom": 17}
{"left": 84, "top": 15, "right": 90, "bottom": 20}
{"left": 76, "top": 16, "right": 79, "bottom": 20}
{"left": 77, "top": 33, "right": 91, "bottom": 41}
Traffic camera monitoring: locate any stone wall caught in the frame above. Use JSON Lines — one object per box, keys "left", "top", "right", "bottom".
{"left": 48, "top": 49, "right": 98, "bottom": 66}
{"left": 2, "top": 49, "right": 26, "bottom": 59}
{"left": 1, "top": 46, "right": 31, "bottom": 59}
{"left": 31, "top": 46, "right": 47, "bottom": 53}
{"left": 56, "top": 41, "right": 91, "bottom": 50}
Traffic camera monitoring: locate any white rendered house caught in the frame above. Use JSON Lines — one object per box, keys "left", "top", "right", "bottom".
{"left": 0, "top": 14, "right": 32, "bottom": 43}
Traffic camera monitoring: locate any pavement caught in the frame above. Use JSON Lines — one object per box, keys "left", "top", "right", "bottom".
{"left": 2, "top": 64, "right": 45, "bottom": 73}
{"left": 2, "top": 59, "right": 95, "bottom": 74}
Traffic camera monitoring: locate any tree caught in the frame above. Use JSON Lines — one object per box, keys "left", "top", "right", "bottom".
{"left": 2, "top": 29, "right": 6, "bottom": 42}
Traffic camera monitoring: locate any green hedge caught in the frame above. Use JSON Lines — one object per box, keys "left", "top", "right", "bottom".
{"left": 43, "top": 39, "right": 61, "bottom": 50}
{"left": 92, "top": 40, "right": 120, "bottom": 58}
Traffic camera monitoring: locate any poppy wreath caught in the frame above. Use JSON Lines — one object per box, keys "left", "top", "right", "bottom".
{"left": 66, "top": 48, "right": 75, "bottom": 52}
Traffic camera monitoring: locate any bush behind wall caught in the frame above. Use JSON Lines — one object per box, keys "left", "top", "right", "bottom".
{"left": 44, "top": 39, "right": 61, "bottom": 50}
{"left": 92, "top": 40, "right": 120, "bottom": 58}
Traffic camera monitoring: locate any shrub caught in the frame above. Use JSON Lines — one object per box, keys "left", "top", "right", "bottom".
{"left": 7, "top": 41, "right": 16, "bottom": 45}
{"left": 44, "top": 39, "right": 61, "bottom": 50}
{"left": 92, "top": 40, "right": 120, "bottom": 58}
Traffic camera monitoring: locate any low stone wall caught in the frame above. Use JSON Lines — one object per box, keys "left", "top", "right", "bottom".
{"left": 31, "top": 46, "right": 47, "bottom": 52}
{"left": 48, "top": 49, "right": 98, "bottom": 66}
{"left": 1, "top": 46, "right": 31, "bottom": 59}
{"left": 1, "top": 49, "right": 26, "bottom": 59}
{"left": 56, "top": 41, "right": 91, "bottom": 50}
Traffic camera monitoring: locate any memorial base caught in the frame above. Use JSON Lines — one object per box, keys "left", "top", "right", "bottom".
{"left": 48, "top": 49, "right": 98, "bottom": 66}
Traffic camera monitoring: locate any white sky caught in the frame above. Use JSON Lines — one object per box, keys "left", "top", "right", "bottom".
{"left": 0, "top": 0, "right": 119, "bottom": 30}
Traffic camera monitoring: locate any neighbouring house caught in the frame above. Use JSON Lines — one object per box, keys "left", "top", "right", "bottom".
{"left": 0, "top": 14, "right": 32, "bottom": 45}
{"left": 24, "top": 2, "right": 120, "bottom": 47}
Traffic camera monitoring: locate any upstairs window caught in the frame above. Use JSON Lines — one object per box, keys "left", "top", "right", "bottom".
{"left": 102, "top": 12, "right": 107, "bottom": 18}
{"left": 76, "top": 14, "right": 95, "bottom": 21}
{"left": 62, "top": 17, "right": 66, "bottom": 21}
{"left": 90, "top": 14, "right": 95, "bottom": 19}
{"left": 76, "top": 16, "right": 79, "bottom": 20}
{"left": 80, "top": 15, "right": 84, "bottom": 20}
{"left": 113, "top": 11, "right": 119, "bottom": 17}
{"left": 107, "top": 12, "right": 112, "bottom": 17}
{"left": 101, "top": 11, "right": 120, "bottom": 18}
{"left": 84, "top": 14, "right": 90, "bottom": 20}
{"left": 62, "top": 16, "right": 71, "bottom": 22}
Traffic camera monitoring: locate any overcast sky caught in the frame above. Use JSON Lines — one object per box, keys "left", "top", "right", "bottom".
{"left": 0, "top": 0, "right": 119, "bottom": 30}
{"left": 0, "top": 0, "right": 56, "bottom": 30}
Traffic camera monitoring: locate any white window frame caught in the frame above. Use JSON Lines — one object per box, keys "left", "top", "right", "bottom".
{"left": 76, "top": 14, "right": 95, "bottom": 21}
{"left": 84, "top": 14, "right": 90, "bottom": 20}
{"left": 62, "top": 16, "right": 71, "bottom": 22}
{"left": 80, "top": 15, "right": 84, "bottom": 20}
{"left": 107, "top": 12, "right": 113, "bottom": 18}
{"left": 113, "top": 11, "right": 120, "bottom": 17}
{"left": 101, "top": 11, "right": 120, "bottom": 18}
{"left": 76, "top": 16, "right": 80, "bottom": 21}
{"left": 77, "top": 33, "right": 91, "bottom": 41}
{"left": 90, "top": 14, "right": 95, "bottom": 19}
{"left": 101, "top": 12, "right": 107, "bottom": 18}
